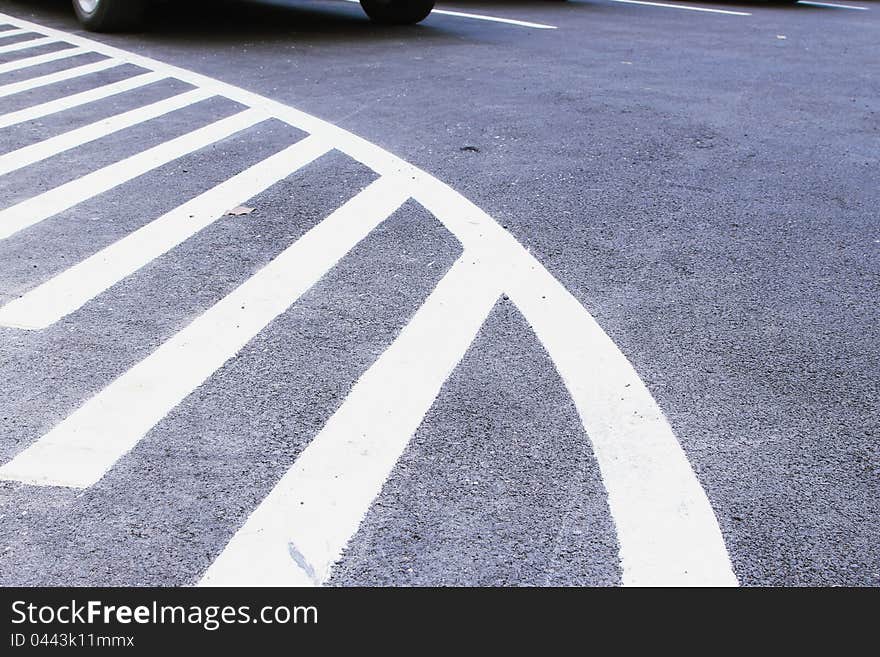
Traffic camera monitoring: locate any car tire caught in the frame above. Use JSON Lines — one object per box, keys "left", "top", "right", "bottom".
{"left": 72, "top": 0, "right": 148, "bottom": 32}
{"left": 359, "top": 0, "right": 436, "bottom": 25}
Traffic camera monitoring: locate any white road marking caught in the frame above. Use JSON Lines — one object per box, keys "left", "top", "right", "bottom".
{"left": 0, "top": 35, "right": 55, "bottom": 54}
{"left": 0, "top": 28, "right": 28, "bottom": 39}
{"left": 798, "top": 1, "right": 868, "bottom": 9}
{"left": 602, "top": 0, "right": 752, "bottom": 16}
{"left": 0, "top": 108, "right": 264, "bottom": 240}
{"left": 0, "top": 134, "right": 331, "bottom": 329}
{"left": 0, "top": 57, "right": 120, "bottom": 99}
{"left": 0, "top": 46, "right": 87, "bottom": 76}
{"left": 0, "top": 175, "right": 409, "bottom": 489}
{"left": 0, "top": 12, "right": 738, "bottom": 586}
{"left": 413, "top": 178, "right": 738, "bottom": 586}
{"left": 339, "top": 0, "right": 557, "bottom": 29}
{"left": 0, "top": 71, "right": 165, "bottom": 130}
{"left": 0, "top": 88, "right": 211, "bottom": 177}
{"left": 427, "top": 7, "right": 557, "bottom": 29}
{"left": 200, "top": 255, "right": 501, "bottom": 586}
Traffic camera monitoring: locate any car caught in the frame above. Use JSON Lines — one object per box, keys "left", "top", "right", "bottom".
{"left": 70, "top": 0, "right": 437, "bottom": 32}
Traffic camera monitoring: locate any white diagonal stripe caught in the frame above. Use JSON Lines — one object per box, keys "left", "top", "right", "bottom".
{"left": 0, "top": 35, "right": 55, "bottom": 54}
{"left": 0, "top": 108, "right": 264, "bottom": 240}
{"left": 0, "top": 88, "right": 211, "bottom": 176}
{"left": 0, "top": 134, "right": 331, "bottom": 329}
{"left": 0, "top": 57, "right": 120, "bottom": 99}
{"left": 0, "top": 28, "right": 28, "bottom": 39}
{"left": 0, "top": 71, "right": 165, "bottom": 130}
{"left": 0, "top": 46, "right": 87, "bottom": 76}
{"left": 200, "top": 254, "right": 500, "bottom": 587}
{"left": 0, "top": 175, "right": 410, "bottom": 489}
{"left": 603, "top": 0, "right": 751, "bottom": 16}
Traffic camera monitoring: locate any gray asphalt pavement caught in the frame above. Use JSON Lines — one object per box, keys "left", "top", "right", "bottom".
{"left": 0, "top": 0, "right": 877, "bottom": 586}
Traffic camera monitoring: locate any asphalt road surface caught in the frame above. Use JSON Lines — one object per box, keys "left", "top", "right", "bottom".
{"left": 0, "top": 0, "right": 877, "bottom": 587}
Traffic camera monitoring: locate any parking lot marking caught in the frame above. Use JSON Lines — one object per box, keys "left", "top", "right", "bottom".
{"left": 0, "top": 71, "right": 165, "bottom": 129}
{"left": 0, "top": 135, "right": 331, "bottom": 330}
{"left": 340, "top": 0, "right": 557, "bottom": 29}
{"left": 0, "top": 46, "right": 87, "bottom": 75}
{"left": 0, "top": 57, "right": 120, "bottom": 99}
{"left": 602, "top": 0, "right": 751, "bottom": 16}
{"left": 427, "top": 8, "right": 558, "bottom": 29}
{"left": 798, "top": 1, "right": 868, "bottom": 9}
{"left": 0, "top": 108, "right": 264, "bottom": 240}
{"left": 0, "top": 12, "right": 737, "bottom": 587}
{"left": 0, "top": 88, "right": 212, "bottom": 177}
{"left": 0, "top": 175, "right": 409, "bottom": 489}
{"left": 0, "top": 35, "right": 55, "bottom": 54}
{"left": 201, "top": 255, "right": 501, "bottom": 587}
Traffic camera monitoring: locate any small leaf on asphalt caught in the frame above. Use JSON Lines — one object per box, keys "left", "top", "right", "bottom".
{"left": 227, "top": 206, "right": 255, "bottom": 216}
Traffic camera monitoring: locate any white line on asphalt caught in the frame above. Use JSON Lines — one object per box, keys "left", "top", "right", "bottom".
{"left": 414, "top": 177, "right": 739, "bottom": 586}
{"left": 602, "top": 0, "right": 752, "bottom": 16}
{"left": 200, "top": 255, "right": 501, "bottom": 586}
{"left": 0, "top": 175, "right": 410, "bottom": 489}
{"left": 0, "top": 11, "right": 739, "bottom": 586}
{"left": 0, "top": 28, "right": 28, "bottom": 39}
{"left": 428, "top": 7, "right": 557, "bottom": 29}
{"left": 0, "top": 88, "right": 212, "bottom": 177}
{"left": 0, "top": 134, "right": 331, "bottom": 329}
{"left": 0, "top": 35, "right": 55, "bottom": 54}
{"left": 0, "top": 57, "right": 120, "bottom": 99}
{"left": 0, "top": 71, "right": 165, "bottom": 130}
{"left": 514, "top": 267, "right": 738, "bottom": 585}
{"left": 0, "top": 108, "right": 264, "bottom": 240}
{"left": 798, "top": 1, "right": 868, "bottom": 9}
{"left": 0, "top": 46, "right": 86, "bottom": 76}
{"left": 339, "top": 0, "right": 557, "bottom": 29}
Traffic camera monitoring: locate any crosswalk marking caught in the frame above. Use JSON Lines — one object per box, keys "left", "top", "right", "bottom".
{"left": 0, "top": 175, "right": 410, "bottom": 489}
{"left": 0, "top": 70, "right": 165, "bottom": 129}
{"left": 0, "top": 108, "right": 264, "bottom": 240}
{"left": 0, "top": 11, "right": 738, "bottom": 587}
{"left": 0, "top": 46, "right": 87, "bottom": 76}
{"left": 0, "top": 134, "right": 332, "bottom": 329}
{"left": 0, "top": 88, "right": 212, "bottom": 177}
{"left": 0, "top": 57, "right": 120, "bottom": 99}
{"left": 201, "top": 255, "right": 501, "bottom": 586}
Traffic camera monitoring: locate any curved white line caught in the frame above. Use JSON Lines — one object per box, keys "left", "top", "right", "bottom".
{"left": 0, "top": 12, "right": 737, "bottom": 586}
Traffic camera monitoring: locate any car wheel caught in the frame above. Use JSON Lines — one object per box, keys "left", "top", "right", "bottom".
{"left": 72, "top": 0, "right": 148, "bottom": 32}
{"left": 359, "top": 0, "right": 436, "bottom": 25}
